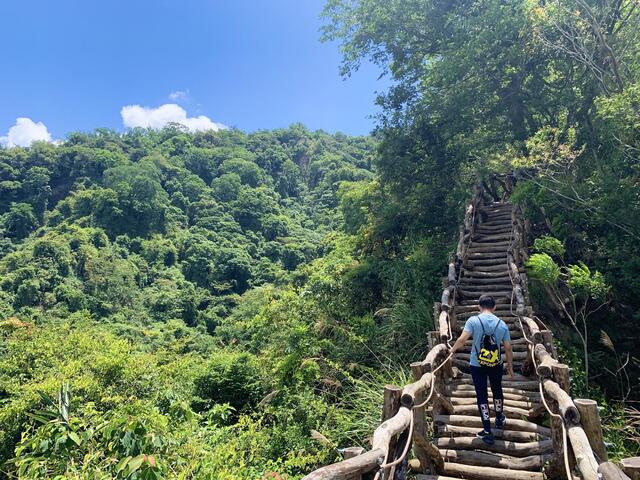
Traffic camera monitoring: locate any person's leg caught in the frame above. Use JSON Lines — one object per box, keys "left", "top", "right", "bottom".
{"left": 471, "top": 365, "right": 491, "bottom": 433}
{"left": 488, "top": 365, "right": 505, "bottom": 427}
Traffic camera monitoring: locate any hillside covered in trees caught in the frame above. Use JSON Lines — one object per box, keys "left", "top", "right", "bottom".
{"left": 0, "top": 126, "right": 401, "bottom": 478}
{"left": 2, "top": 0, "right": 640, "bottom": 479}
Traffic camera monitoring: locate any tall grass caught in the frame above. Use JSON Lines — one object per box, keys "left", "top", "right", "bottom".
{"left": 328, "top": 354, "right": 413, "bottom": 448}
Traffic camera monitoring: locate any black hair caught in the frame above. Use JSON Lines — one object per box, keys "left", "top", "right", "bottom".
{"left": 478, "top": 295, "right": 496, "bottom": 309}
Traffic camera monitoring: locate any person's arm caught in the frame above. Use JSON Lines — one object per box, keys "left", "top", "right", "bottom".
{"left": 503, "top": 340, "right": 514, "bottom": 380}
{"left": 450, "top": 330, "right": 471, "bottom": 354}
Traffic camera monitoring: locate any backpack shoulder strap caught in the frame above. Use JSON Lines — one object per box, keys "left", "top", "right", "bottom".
{"left": 476, "top": 314, "right": 486, "bottom": 334}
{"left": 491, "top": 317, "right": 502, "bottom": 335}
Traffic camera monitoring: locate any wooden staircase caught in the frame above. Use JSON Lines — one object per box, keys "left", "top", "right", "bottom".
{"left": 422, "top": 201, "right": 551, "bottom": 480}
{"left": 302, "top": 177, "right": 627, "bottom": 480}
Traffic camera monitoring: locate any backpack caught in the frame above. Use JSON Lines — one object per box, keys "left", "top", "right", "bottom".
{"left": 473, "top": 315, "right": 502, "bottom": 367}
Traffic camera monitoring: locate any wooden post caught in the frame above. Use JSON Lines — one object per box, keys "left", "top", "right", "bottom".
{"left": 427, "top": 331, "right": 439, "bottom": 351}
{"left": 549, "top": 409, "right": 566, "bottom": 478}
{"left": 438, "top": 310, "right": 449, "bottom": 343}
{"left": 552, "top": 363, "right": 571, "bottom": 393}
{"left": 382, "top": 385, "right": 402, "bottom": 422}
{"left": 574, "top": 399, "right": 607, "bottom": 462}
{"left": 343, "top": 447, "right": 365, "bottom": 480}
{"left": 621, "top": 457, "right": 640, "bottom": 479}
{"left": 382, "top": 385, "right": 402, "bottom": 480}
{"left": 448, "top": 262, "right": 457, "bottom": 286}
{"left": 410, "top": 362, "right": 432, "bottom": 474}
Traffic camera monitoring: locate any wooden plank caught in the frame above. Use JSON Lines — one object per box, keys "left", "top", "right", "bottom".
{"left": 434, "top": 415, "right": 551, "bottom": 436}
{"left": 439, "top": 448, "right": 550, "bottom": 471}
{"left": 439, "top": 462, "right": 545, "bottom": 480}
{"left": 437, "top": 424, "right": 546, "bottom": 442}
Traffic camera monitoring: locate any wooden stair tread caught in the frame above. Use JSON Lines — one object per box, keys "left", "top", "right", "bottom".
{"left": 435, "top": 436, "right": 553, "bottom": 456}
{"left": 417, "top": 463, "right": 546, "bottom": 479}
{"left": 434, "top": 415, "right": 551, "bottom": 435}
{"left": 438, "top": 448, "right": 551, "bottom": 471}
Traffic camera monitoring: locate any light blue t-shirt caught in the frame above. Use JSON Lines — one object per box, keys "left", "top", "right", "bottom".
{"left": 463, "top": 312, "right": 511, "bottom": 367}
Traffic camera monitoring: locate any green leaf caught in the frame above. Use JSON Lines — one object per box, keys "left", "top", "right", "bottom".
{"left": 116, "top": 456, "right": 132, "bottom": 474}
{"left": 68, "top": 431, "right": 82, "bottom": 446}
{"left": 127, "top": 455, "right": 146, "bottom": 474}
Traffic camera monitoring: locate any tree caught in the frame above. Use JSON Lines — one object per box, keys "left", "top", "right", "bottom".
{"left": 526, "top": 236, "right": 609, "bottom": 391}
{"left": 2, "top": 203, "right": 38, "bottom": 239}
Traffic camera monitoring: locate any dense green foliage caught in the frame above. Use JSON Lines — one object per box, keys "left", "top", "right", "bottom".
{"left": 0, "top": 126, "right": 428, "bottom": 479}
{"left": 323, "top": 0, "right": 640, "bottom": 401}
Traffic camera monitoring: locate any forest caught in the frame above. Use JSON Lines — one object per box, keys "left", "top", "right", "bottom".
{"left": 1, "top": 0, "right": 640, "bottom": 478}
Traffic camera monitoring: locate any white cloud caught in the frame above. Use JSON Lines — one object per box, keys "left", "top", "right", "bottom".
{"left": 0, "top": 117, "right": 53, "bottom": 148}
{"left": 120, "top": 104, "right": 225, "bottom": 132}
{"left": 168, "top": 90, "right": 189, "bottom": 102}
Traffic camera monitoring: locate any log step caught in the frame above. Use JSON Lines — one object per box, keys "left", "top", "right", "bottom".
{"left": 426, "top": 463, "right": 545, "bottom": 480}
{"left": 459, "top": 278, "right": 513, "bottom": 286}
{"left": 449, "top": 396, "right": 539, "bottom": 410}
{"left": 477, "top": 221, "right": 512, "bottom": 228}
{"left": 456, "top": 306, "right": 524, "bottom": 316}
{"left": 480, "top": 204, "right": 512, "bottom": 211}
{"left": 457, "top": 298, "right": 512, "bottom": 306}
{"left": 446, "top": 388, "right": 541, "bottom": 402}
{"left": 465, "top": 263, "right": 519, "bottom": 273}
{"left": 458, "top": 289, "right": 512, "bottom": 297}
{"left": 462, "top": 269, "right": 523, "bottom": 278}
{"left": 467, "top": 258, "right": 510, "bottom": 267}
{"left": 435, "top": 436, "right": 553, "bottom": 457}
{"left": 453, "top": 405, "right": 533, "bottom": 418}
{"left": 476, "top": 224, "right": 513, "bottom": 232}
{"left": 470, "top": 239, "right": 511, "bottom": 246}
{"left": 472, "top": 233, "right": 512, "bottom": 242}
{"left": 467, "top": 251, "right": 508, "bottom": 259}
{"left": 449, "top": 378, "right": 539, "bottom": 391}
{"left": 437, "top": 424, "right": 546, "bottom": 442}
{"left": 434, "top": 415, "right": 551, "bottom": 435}
{"left": 447, "top": 383, "right": 541, "bottom": 398}
{"left": 439, "top": 448, "right": 551, "bottom": 471}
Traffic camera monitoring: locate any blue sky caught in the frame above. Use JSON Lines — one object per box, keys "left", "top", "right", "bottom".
{"left": 0, "top": 0, "right": 387, "bottom": 146}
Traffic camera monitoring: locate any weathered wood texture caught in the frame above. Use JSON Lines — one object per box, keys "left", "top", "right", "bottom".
{"left": 438, "top": 310, "right": 449, "bottom": 343}
{"left": 574, "top": 398, "right": 607, "bottom": 462}
{"left": 522, "top": 316, "right": 543, "bottom": 343}
{"left": 342, "top": 448, "right": 365, "bottom": 480}
{"left": 410, "top": 362, "right": 431, "bottom": 474}
{"left": 435, "top": 436, "right": 553, "bottom": 456}
{"left": 429, "top": 463, "right": 545, "bottom": 480}
{"left": 599, "top": 461, "right": 633, "bottom": 480}
{"left": 621, "top": 457, "right": 640, "bottom": 480}
{"left": 543, "top": 379, "right": 580, "bottom": 424}
{"left": 534, "top": 343, "right": 557, "bottom": 377}
{"left": 439, "top": 448, "right": 550, "bottom": 471}
{"left": 567, "top": 424, "right": 600, "bottom": 480}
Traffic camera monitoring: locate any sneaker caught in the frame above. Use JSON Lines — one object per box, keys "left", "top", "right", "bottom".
{"left": 495, "top": 414, "right": 506, "bottom": 429}
{"left": 476, "top": 430, "right": 495, "bottom": 445}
